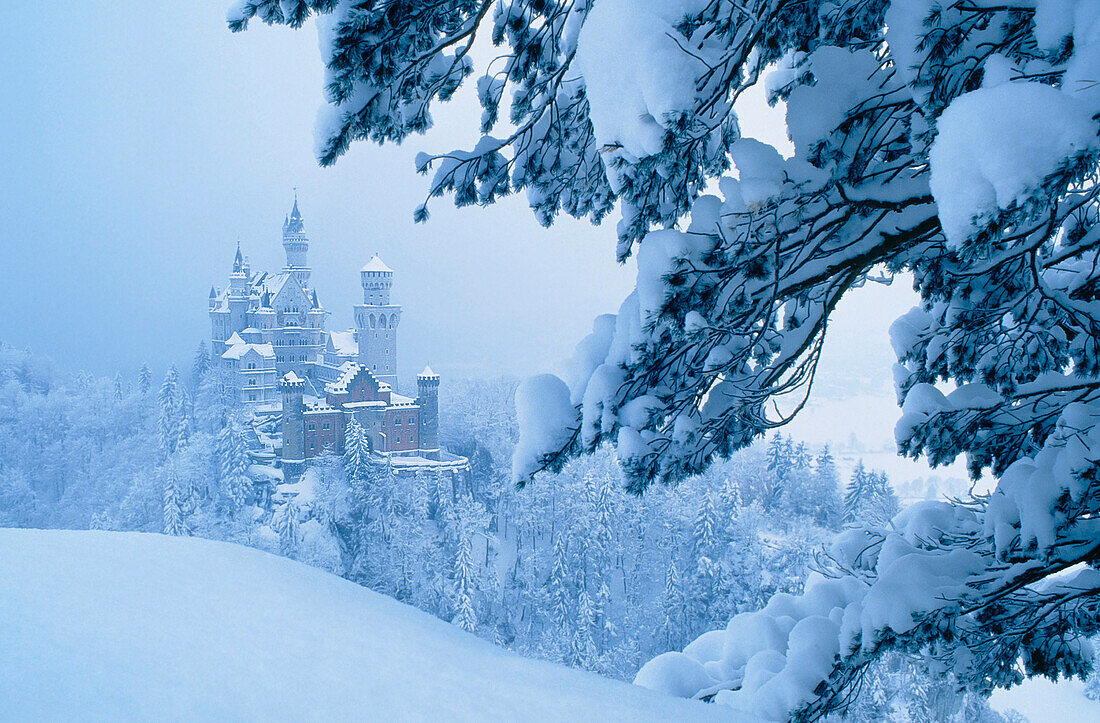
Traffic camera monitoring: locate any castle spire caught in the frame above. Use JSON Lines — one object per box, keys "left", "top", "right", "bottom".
{"left": 282, "top": 190, "right": 310, "bottom": 279}
{"left": 285, "top": 191, "right": 304, "bottom": 235}
{"left": 232, "top": 240, "right": 244, "bottom": 273}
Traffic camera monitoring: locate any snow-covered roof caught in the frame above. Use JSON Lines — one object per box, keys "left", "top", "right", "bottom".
{"left": 328, "top": 330, "right": 357, "bottom": 357}
{"left": 343, "top": 400, "right": 387, "bottom": 410}
{"left": 222, "top": 342, "right": 275, "bottom": 360}
{"left": 225, "top": 332, "right": 246, "bottom": 346}
{"left": 361, "top": 255, "right": 393, "bottom": 274}
{"left": 282, "top": 371, "right": 304, "bottom": 384}
{"left": 389, "top": 392, "right": 417, "bottom": 405}
{"left": 326, "top": 362, "right": 372, "bottom": 395}
{"left": 418, "top": 365, "right": 439, "bottom": 379}
{"left": 258, "top": 272, "right": 295, "bottom": 299}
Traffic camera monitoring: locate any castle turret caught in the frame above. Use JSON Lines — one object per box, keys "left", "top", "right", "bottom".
{"left": 417, "top": 366, "right": 440, "bottom": 460}
{"left": 282, "top": 194, "right": 311, "bottom": 286}
{"left": 280, "top": 371, "right": 306, "bottom": 481}
{"left": 355, "top": 255, "right": 401, "bottom": 390}
{"left": 227, "top": 242, "right": 251, "bottom": 334}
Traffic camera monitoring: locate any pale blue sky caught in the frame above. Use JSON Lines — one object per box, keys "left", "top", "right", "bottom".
{"left": 0, "top": 1, "right": 639, "bottom": 380}
{"left": 0, "top": 1, "right": 910, "bottom": 397}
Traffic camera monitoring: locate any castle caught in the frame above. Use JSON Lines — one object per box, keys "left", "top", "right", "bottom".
{"left": 209, "top": 197, "right": 467, "bottom": 478}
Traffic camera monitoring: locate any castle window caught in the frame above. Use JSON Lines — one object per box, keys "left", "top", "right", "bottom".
{"left": 395, "top": 418, "right": 402, "bottom": 425}
{"left": 307, "top": 423, "right": 315, "bottom": 431}
{"left": 322, "top": 422, "right": 330, "bottom": 430}
{"left": 249, "top": 393, "right": 256, "bottom": 401}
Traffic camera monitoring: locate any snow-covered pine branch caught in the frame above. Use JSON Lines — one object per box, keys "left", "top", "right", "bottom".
{"left": 230, "top": 0, "right": 1100, "bottom": 719}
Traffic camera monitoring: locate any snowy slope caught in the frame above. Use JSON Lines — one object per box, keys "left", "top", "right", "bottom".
{"left": 0, "top": 529, "right": 733, "bottom": 722}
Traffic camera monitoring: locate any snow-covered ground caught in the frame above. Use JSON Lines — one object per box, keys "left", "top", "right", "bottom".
{"left": 0, "top": 528, "right": 733, "bottom": 722}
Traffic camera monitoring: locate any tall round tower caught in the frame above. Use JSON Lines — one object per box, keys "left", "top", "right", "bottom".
{"left": 227, "top": 242, "right": 251, "bottom": 333}
{"left": 417, "top": 366, "right": 440, "bottom": 460}
{"left": 282, "top": 195, "right": 311, "bottom": 286}
{"left": 280, "top": 371, "right": 306, "bottom": 481}
{"left": 355, "top": 255, "right": 401, "bottom": 390}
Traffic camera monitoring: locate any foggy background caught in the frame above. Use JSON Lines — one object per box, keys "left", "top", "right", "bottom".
{"left": 0, "top": 0, "right": 949, "bottom": 484}
{"left": 0, "top": 0, "right": 640, "bottom": 380}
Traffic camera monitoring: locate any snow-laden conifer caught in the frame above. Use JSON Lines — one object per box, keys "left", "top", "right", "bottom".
{"left": 162, "top": 471, "right": 190, "bottom": 537}
{"left": 342, "top": 418, "right": 372, "bottom": 482}
{"left": 216, "top": 423, "right": 252, "bottom": 510}
{"left": 451, "top": 537, "right": 478, "bottom": 632}
{"left": 158, "top": 366, "right": 180, "bottom": 456}
{"left": 231, "top": 1, "right": 1100, "bottom": 716}
{"left": 191, "top": 342, "right": 210, "bottom": 389}
{"left": 274, "top": 500, "right": 300, "bottom": 558}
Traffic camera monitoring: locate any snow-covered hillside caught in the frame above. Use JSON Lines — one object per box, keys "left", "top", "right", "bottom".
{"left": 0, "top": 529, "right": 733, "bottom": 722}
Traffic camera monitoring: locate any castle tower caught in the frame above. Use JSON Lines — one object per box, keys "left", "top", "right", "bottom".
{"left": 417, "top": 366, "right": 440, "bottom": 460}
{"left": 355, "top": 255, "right": 401, "bottom": 390}
{"left": 280, "top": 371, "right": 306, "bottom": 482}
{"left": 282, "top": 194, "right": 311, "bottom": 287}
{"left": 227, "top": 242, "right": 250, "bottom": 334}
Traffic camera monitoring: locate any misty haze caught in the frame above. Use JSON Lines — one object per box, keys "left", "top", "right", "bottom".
{"left": 1, "top": 2, "right": 1099, "bottom": 721}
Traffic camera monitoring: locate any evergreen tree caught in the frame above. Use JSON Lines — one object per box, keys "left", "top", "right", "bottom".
{"left": 191, "top": 341, "right": 211, "bottom": 389}
{"left": 158, "top": 366, "right": 180, "bottom": 456}
{"left": 174, "top": 386, "right": 193, "bottom": 451}
{"left": 274, "top": 500, "right": 301, "bottom": 558}
{"left": 660, "top": 561, "right": 684, "bottom": 649}
{"left": 216, "top": 423, "right": 252, "bottom": 510}
{"left": 811, "top": 445, "right": 841, "bottom": 529}
{"left": 162, "top": 472, "right": 190, "bottom": 537}
{"left": 869, "top": 471, "right": 900, "bottom": 526}
{"left": 718, "top": 475, "right": 742, "bottom": 513}
{"left": 138, "top": 363, "right": 152, "bottom": 395}
{"left": 843, "top": 460, "right": 872, "bottom": 525}
{"left": 792, "top": 441, "right": 812, "bottom": 470}
{"left": 342, "top": 418, "right": 373, "bottom": 481}
{"left": 765, "top": 434, "right": 792, "bottom": 482}
{"left": 761, "top": 433, "right": 792, "bottom": 509}
{"left": 572, "top": 586, "right": 598, "bottom": 668}
{"left": 548, "top": 535, "right": 571, "bottom": 630}
{"left": 451, "top": 537, "right": 477, "bottom": 632}
{"left": 590, "top": 475, "right": 616, "bottom": 569}
{"left": 113, "top": 372, "right": 124, "bottom": 401}
{"left": 594, "top": 580, "right": 615, "bottom": 639}
{"left": 195, "top": 365, "right": 238, "bottom": 432}
{"left": 237, "top": 6, "right": 1100, "bottom": 711}
{"left": 691, "top": 495, "right": 719, "bottom": 561}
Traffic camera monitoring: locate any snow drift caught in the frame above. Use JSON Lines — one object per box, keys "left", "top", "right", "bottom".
{"left": 0, "top": 529, "right": 734, "bottom": 721}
